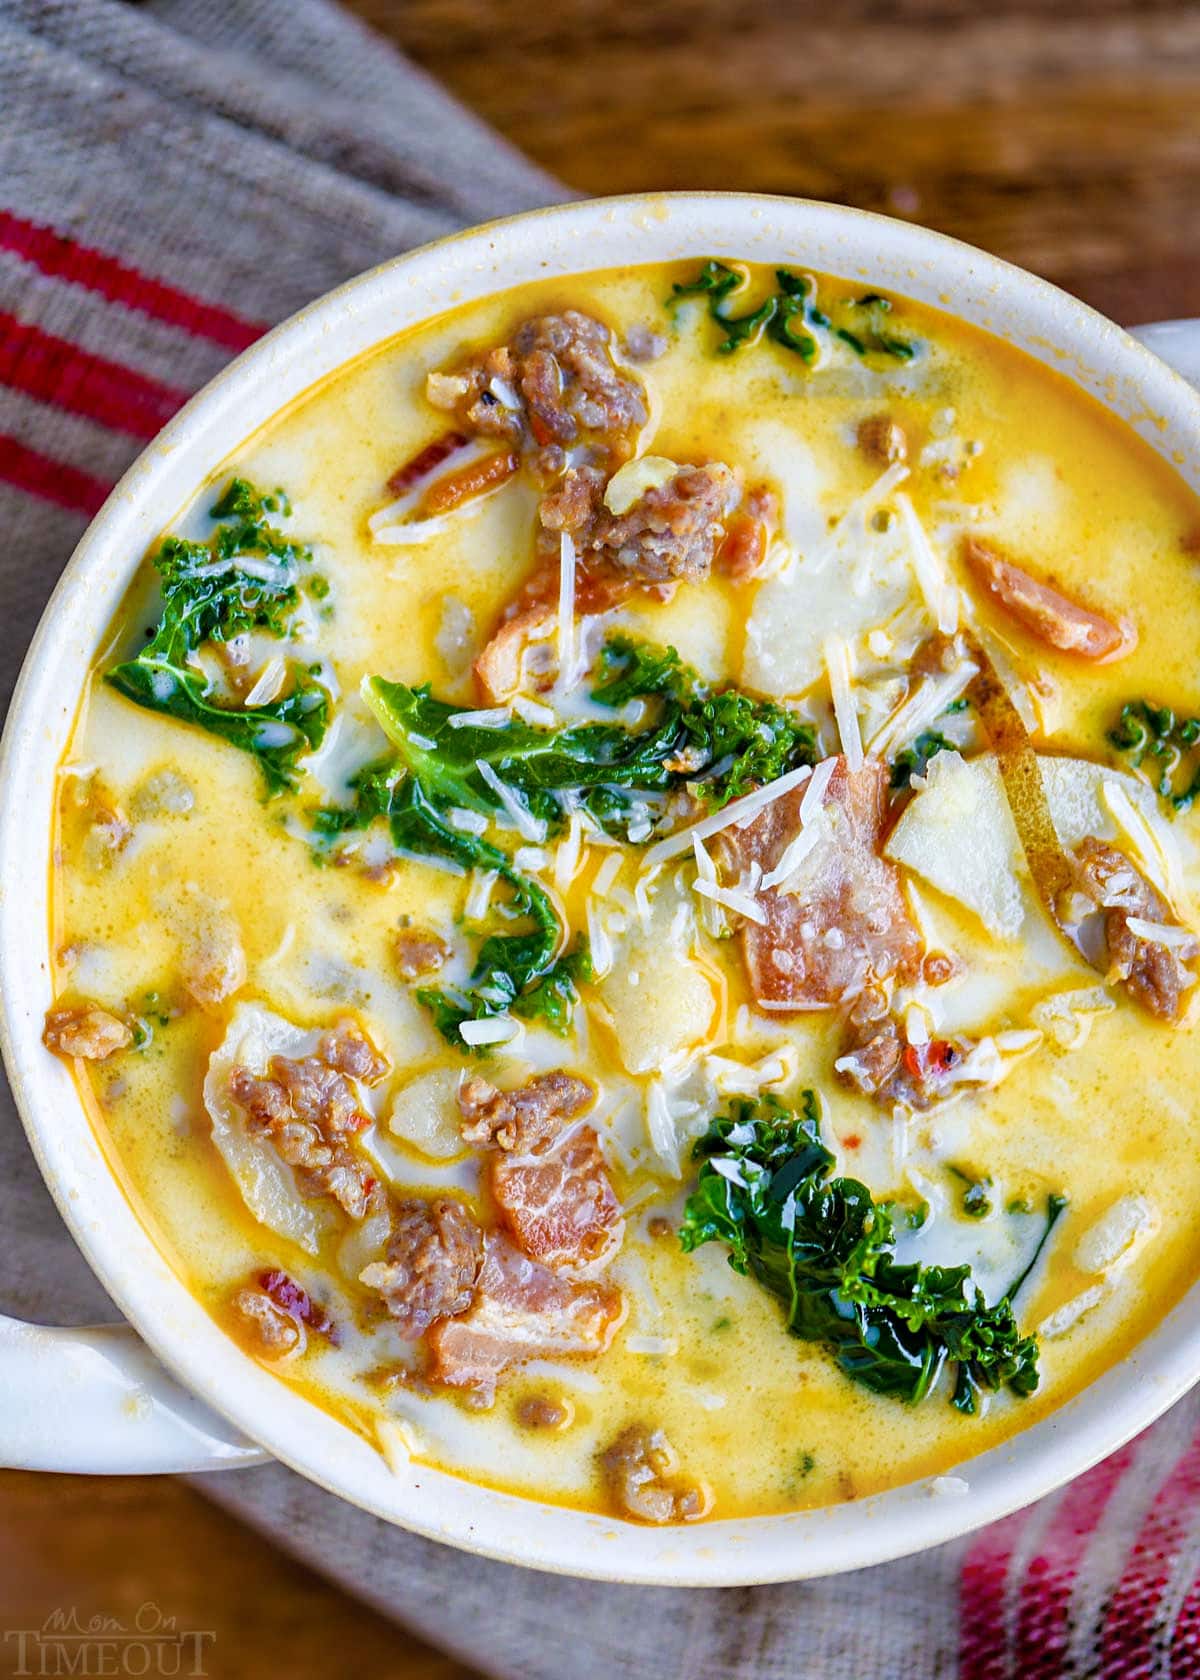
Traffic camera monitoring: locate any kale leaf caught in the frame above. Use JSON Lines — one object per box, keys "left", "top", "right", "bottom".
{"left": 362, "top": 637, "right": 817, "bottom": 845}
{"left": 314, "top": 757, "right": 590, "bottom": 1049}
{"left": 890, "top": 728, "right": 955, "bottom": 789}
{"left": 670, "top": 263, "right": 919, "bottom": 365}
{"left": 679, "top": 1096, "right": 1045, "bottom": 1414}
{"left": 105, "top": 478, "right": 329, "bottom": 794}
{"left": 317, "top": 639, "right": 814, "bottom": 1045}
{"left": 1110, "top": 700, "right": 1200, "bottom": 814}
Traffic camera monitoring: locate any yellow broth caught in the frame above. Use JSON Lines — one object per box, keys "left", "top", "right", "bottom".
{"left": 49, "top": 261, "right": 1200, "bottom": 1520}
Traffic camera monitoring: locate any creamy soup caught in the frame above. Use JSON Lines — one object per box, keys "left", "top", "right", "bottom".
{"left": 45, "top": 260, "right": 1200, "bottom": 1523}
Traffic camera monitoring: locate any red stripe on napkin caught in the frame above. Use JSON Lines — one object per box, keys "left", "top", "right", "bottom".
{"left": 1011, "top": 1440, "right": 1137, "bottom": 1678}
{"left": 0, "top": 213, "right": 267, "bottom": 352}
{"left": 960, "top": 1509, "right": 1033, "bottom": 1680}
{"left": 0, "top": 313, "right": 189, "bottom": 439}
{"left": 1098, "top": 1428, "right": 1200, "bottom": 1677}
{"left": 0, "top": 434, "right": 112, "bottom": 517}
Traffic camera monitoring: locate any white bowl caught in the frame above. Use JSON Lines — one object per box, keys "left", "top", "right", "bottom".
{"left": 3, "top": 193, "right": 1200, "bottom": 1585}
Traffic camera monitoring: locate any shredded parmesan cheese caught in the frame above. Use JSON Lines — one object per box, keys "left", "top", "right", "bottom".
{"left": 1125, "top": 916, "right": 1197, "bottom": 950}
{"left": 895, "top": 492, "right": 959, "bottom": 634}
{"left": 643, "top": 763, "right": 814, "bottom": 868}
{"left": 557, "top": 531, "right": 577, "bottom": 686}
{"left": 803, "top": 461, "right": 910, "bottom": 574}
{"left": 459, "top": 1015, "right": 523, "bottom": 1047}
{"left": 1100, "top": 779, "right": 1177, "bottom": 902}
{"left": 475, "top": 759, "right": 546, "bottom": 842}
{"left": 824, "top": 635, "right": 863, "bottom": 772}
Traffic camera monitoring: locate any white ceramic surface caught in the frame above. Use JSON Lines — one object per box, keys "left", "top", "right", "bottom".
{"left": 2, "top": 194, "right": 1200, "bottom": 1584}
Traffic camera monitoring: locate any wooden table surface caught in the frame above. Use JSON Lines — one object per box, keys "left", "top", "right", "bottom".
{"left": 4, "top": 1, "right": 1199, "bottom": 1674}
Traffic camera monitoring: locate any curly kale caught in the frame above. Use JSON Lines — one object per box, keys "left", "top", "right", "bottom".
{"left": 105, "top": 478, "right": 329, "bottom": 794}
{"left": 679, "top": 1096, "right": 1054, "bottom": 1415}
{"left": 356, "top": 638, "right": 816, "bottom": 845}
{"left": 669, "top": 262, "right": 919, "bottom": 365}
{"left": 313, "top": 640, "right": 814, "bottom": 1045}
{"left": 890, "top": 729, "right": 956, "bottom": 789}
{"left": 1110, "top": 700, "right": 1200, "bottom": 814}
{"left": 317, "top": 737, "right": 590, "bottom": 1051}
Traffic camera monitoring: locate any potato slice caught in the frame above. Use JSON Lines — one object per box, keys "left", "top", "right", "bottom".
{"left": 600, "top": 884, "right": 716, "bottom": 1075}
{"left": 204, "top": 1003, "right": 327, "bottom": 1254}
{"left": 886, "top": 751, "right": 1166, "bottom": 941}
{"left": 386, "top": 1066, "right": 467, "bottom": 1160}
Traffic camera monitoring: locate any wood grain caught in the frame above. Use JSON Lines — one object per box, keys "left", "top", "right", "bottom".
{"left": 347, "top": 0, "right": 1200, "bottom": 324}
{"left": 6, "top": 4, "right": 1198, "bottom": 1674}
{"left": 0, "top": 1472, "right": 476, "bottom": 1680}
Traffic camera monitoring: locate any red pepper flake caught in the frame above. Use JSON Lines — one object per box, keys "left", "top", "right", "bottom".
{"left": 842, "top": 1133, "right": 861, "bottom": 1151}
{"left": 386, "top": 430, "right": 468, "bottom": 496}
{"left": 903, "top": 1040, "right": 960, "bottom": 1083}
{"left": 257, "top": 1269, "right": 340, "bottom": 1345}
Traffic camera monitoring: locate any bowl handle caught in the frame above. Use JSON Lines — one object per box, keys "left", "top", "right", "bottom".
{"left": 1131, "top": 318, "right": 1200, "bottom": 388}
{"left": 4, "top": 316, "right": 1198, "bottom": 1480}
{"left": 0, "top": 1314, "right": 267, "bottom": 1473}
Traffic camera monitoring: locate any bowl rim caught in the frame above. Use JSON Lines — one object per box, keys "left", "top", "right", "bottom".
{"left": 4, "top": 189, "right": 1200, "bottom": 1586}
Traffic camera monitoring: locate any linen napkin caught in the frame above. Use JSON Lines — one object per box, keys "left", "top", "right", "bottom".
{"left": 3, "top": 3, "right": 1200, "bottom": 1674}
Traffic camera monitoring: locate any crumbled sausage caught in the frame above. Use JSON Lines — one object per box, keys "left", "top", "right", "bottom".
{"left": 835, "top": 986, "right": 969, "bottom": 1110}
{"left": 426, "top": 311, "right": 647, "bottom": 466}
{"left": 515, "top": 1392, "right": 572, "bottom": 1431}
{"left": 857, "top": 414, "right": 908, "bottom": 464}
{"left": 1074, "top": 838, "right": 1197, "bottom": 1021}
{"left": 360, "top": 1197, "right": 483, "bottom": 1339}
{"left": 229, "top": 1026, "right": 387, "bottom": 1219}
{"left": 922, "top": 951, "right": 958, "bottom": 987}
{"left": 317, "top": 1020, "right": 390, "bottom": 1084}
{"left": 458, "top": 1071, "right": 594, "bottom": 1154}
{"left": 582, "top": 462, "right": 740, "bottom": 585}
{"left": 43, "top": 1003, "right": 132, "bottom": 1061}
{"left": 621, "top": 324, "right": 667, "bottom": 363}
{"left": 601, "top": 1424, "right": 709, "bottom": 1524}
{"left": 393, "top": 928, "right": 451, "bottom": 981}
{"left": 229, "top": 1285, "right": 304, "bottom": 1359}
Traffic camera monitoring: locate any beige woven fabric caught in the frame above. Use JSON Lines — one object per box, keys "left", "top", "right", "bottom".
{"left": 3, "top": 6, "right": 1200, "bottom": 1675}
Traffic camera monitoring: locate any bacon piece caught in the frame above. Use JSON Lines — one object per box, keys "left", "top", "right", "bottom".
{"left": 962, "top": 536, "right": 1135, "bottom": 663}
{"left": 257, "top": 1269, "right": 339, "bottom": 1343}
{"left": 717, "top": 484, "right": 777, "bottom": 582}
{"left": 725, "top": 756, "right": 923, "bottom": 1010}
{"left": 601, "top": 1424, "right": 709, "bottom": 1524}
{"left": 360, "top": 1198, "right": 482, "bottom": 1339}
{"left": 43, "top": 1002, "right": 132, "bottom": 1060}
{"left": 492, "top": 1129, "right": 624, "bottom": 1275}
{"left": 420, "top": 449, "right": 519, "bottom": 516}
{"left": 386, "top": 430, "right": 468, "bottom": 496}
{"left": 460, "top": 1073, "right": 622, "bottom": 1274}
{"left": 426, "top": 1232, "right": 622, "bottom": 1402}
{"left": 1073, "top": 838, "right": 1197, "bottom": 1021}
{"left": 471, "top": 548, "right": 636, "bottom": 704}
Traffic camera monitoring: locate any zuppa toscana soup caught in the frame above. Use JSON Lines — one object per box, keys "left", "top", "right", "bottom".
{"left": 44, "top": 260, "right": 1200, "bottom": 1524}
